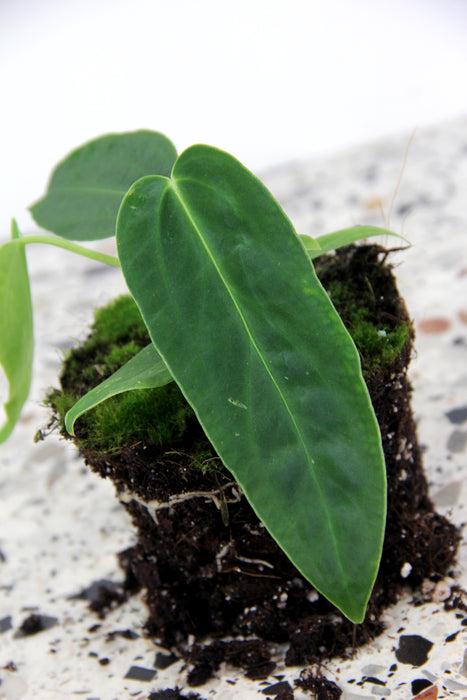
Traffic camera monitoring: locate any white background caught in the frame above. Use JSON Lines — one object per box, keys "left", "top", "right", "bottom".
{"left": 1, "top": 0, "right": 467, "bottom": 237}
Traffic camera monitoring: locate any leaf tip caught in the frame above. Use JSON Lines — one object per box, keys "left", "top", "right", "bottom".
{"left": 10, "top": 219, "right": 21, "bottom": 240}
{"left": 64, "top": 410, "right": 76, "bottom": 437}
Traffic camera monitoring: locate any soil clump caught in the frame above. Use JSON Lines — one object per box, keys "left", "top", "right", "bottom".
{"left": 48, "top": 245, "right": 460, "bottom": 677}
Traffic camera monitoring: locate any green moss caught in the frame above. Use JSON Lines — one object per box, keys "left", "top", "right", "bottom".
{"left": 326, "top": 279, "right": 411, "bottom": 375}
{"left": 104, "top": 341, "right": 143, "bottom": 372}
{"left": 48, "top": 294, "right": 204, "bottom": 457}
{"left": 49, "top": 250, "right": 411, "bottom": 457}
{"left": 91, "top": 295, "right": 145, "bottom": 345}
{"left": 78, "top": 382, "right": 196, "bottom": 452}
{"left": 48, "top": 389, "right": 79, "bottom": 425}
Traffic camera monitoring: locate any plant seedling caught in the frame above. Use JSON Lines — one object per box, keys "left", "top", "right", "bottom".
{"left": 0, "top": 131, "right": 408, "bottom": 623}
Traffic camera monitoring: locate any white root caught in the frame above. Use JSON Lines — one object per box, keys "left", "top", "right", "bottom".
{"left": 119, "top": 480, "right": 242, "bottom": 525}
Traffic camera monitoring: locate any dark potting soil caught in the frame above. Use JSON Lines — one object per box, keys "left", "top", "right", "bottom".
{"left": 50, "top": 245, "right": 460, "bottom": 678}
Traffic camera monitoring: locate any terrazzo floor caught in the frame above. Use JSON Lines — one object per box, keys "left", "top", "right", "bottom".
{"left": 1, "top": 116, "right": 466, "bottom": 699}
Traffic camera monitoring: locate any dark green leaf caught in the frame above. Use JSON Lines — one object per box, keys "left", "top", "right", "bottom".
{"left": 65, "top": 343, "right": 172, "bottom": 435}
{"left": 0, "top": 222, "right": 34, "bottom": 443}
{"left": 116, "top": 146, "right": 387, "bottom": 622}
{"left": 30, "top": 131, "right": 177, "bottom": 241}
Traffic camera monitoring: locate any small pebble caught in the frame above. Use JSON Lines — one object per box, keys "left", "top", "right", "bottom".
{"left": 400, "top": 562, "right": 412, "bottom": 578}
{"left": 380, "top": 611, "right": 395, "bottom": 628}
{"left": 421, "top": 580, "right": 435, "bottom": 596}
{"left": 432, "top": 580, "right": 451, "bottom": 602}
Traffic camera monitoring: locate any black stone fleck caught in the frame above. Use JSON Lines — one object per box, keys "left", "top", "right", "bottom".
{"left": 359, "top": 676, "right": 386, "bottom": 686}
{"left": 261, "top": 680, "right": 293, "bottom": 695}
{"left": 67, "top": 578, "right": 121, "bottom": 602}
{"left": 396, "top": 202, "right": 415, "bottom": 217}
{"left": 2, "top": 661, "right": 17, "bottom": 672}
{"left": 14, "top": 614, "right": 58, "bottom": 637}
{"left": 107, "top": 628, "right": 139, "bottom": 640}
{"left": 154, "top": 651, "right": 179, "bottom": 669}
{"left": 395, "top": 634, "right": 433, "bottom": 667}
{"left": 447, "top": 429, "right": 467, "bottom": 453}
{"left": 88, "top": 623, "right": 102, "bottom": 633}
{"left": 445, "top": 630, "right": 460, "bottom": 642}
{"left": 187, "top": 663, "right": 214, "bottom": 687}
{"left": 0, "top": 615, "right": 12, "bottom": 633}
{"left": 362, "top": 165, "right": 378, "bottom": 182}
{"left": 446, "top": 406, "right": 467, "bottom": 424}
{"left": 84, "top": 264, "right": 118, "bottom": 278}
{"left": 148, "top": 690, "right": 203, "bottom": 700}
{"left": 124, "top": 665, "right": 157, "bottom": 681}
{"left": 411, "top": 679, "right": 434, "bottom": 695}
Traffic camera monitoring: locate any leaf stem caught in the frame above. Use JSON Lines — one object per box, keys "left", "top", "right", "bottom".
{"left": 16, "top": 234, "right": 121, "bottom": 267}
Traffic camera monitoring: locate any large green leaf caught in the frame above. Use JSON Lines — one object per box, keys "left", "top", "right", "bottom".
{"left": 0, "top": 222, "right": 34, "bottom": 443}
{"left": 116, "top": 146, "right": 387, "bottom": 623}
{"left": 65, "top": 343, "right": 172, "bottom": 435}
{"left": 30, "top": 131, "right": 177, "bottom": 241}
{"left": 301, "top": 225, "right": 409, "bottom": 260}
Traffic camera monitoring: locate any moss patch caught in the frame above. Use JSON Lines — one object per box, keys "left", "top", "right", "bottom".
{"left": 325, "top": 278, "right": 411, "bottom": 374}
{"left": 48, "top": 246, "right": 412, "bottom": 456}
{"left": 47, "top": 295, "right": 203, "bottom": 457}
{"left": 314, "top": 245, "right": 412, "bottom": 376}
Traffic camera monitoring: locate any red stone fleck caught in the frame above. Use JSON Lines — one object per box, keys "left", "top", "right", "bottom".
{"left": 362, "top": 195, "right": 386, "bottom": 211}
{"left": 19, "top": 412, "right": 34, "bottom": 424}
{"left": 418, "top": 318, "right": 451, "bottom": 334}
{"left": 458, "top": 310, "right": 467, "bottom": 325}
{"left": 412, "top": 685, "right": 438, "bottom": 700}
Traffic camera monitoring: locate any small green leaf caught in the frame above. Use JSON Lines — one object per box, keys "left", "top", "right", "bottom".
{"left": 299, "top": 235, "right": 321, "bottom": 254}
{"left": 0, "top": 221, "right": 34, "bottom": 443}
{"left": 302, "top": 225, "right": 409, "bottom": 260}
{"left": 65, "top": 343, "right": 172, "bottom": 435}
{"left": 30, "top": 131, "right": 178, "bottom": 241}
{"left": 116, "top": 145, "right": 387, "bottom": 623}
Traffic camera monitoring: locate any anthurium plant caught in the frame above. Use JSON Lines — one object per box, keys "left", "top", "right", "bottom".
{"left": 0, "top": 131, "right": 407, "bottom": 624}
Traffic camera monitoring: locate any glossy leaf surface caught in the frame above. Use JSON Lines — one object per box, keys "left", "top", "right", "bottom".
{"left": 0, "top": 223, "right": 34, "bottom": 443}
{"left": 30, "top": 131, "right": 177, "bottom": 241}
{"left": 116, "top": 146, "right": 387, "bottom": 622}
{"left": 301, "top": 225, "right": 409, "bottom": 259}
{"left": 65, "top": 343, "right": 172, "bottom": 435}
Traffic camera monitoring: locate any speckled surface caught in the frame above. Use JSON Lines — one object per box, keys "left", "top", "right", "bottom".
{"left": 1, "top": 117, "right": 466, "bottom": 699}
